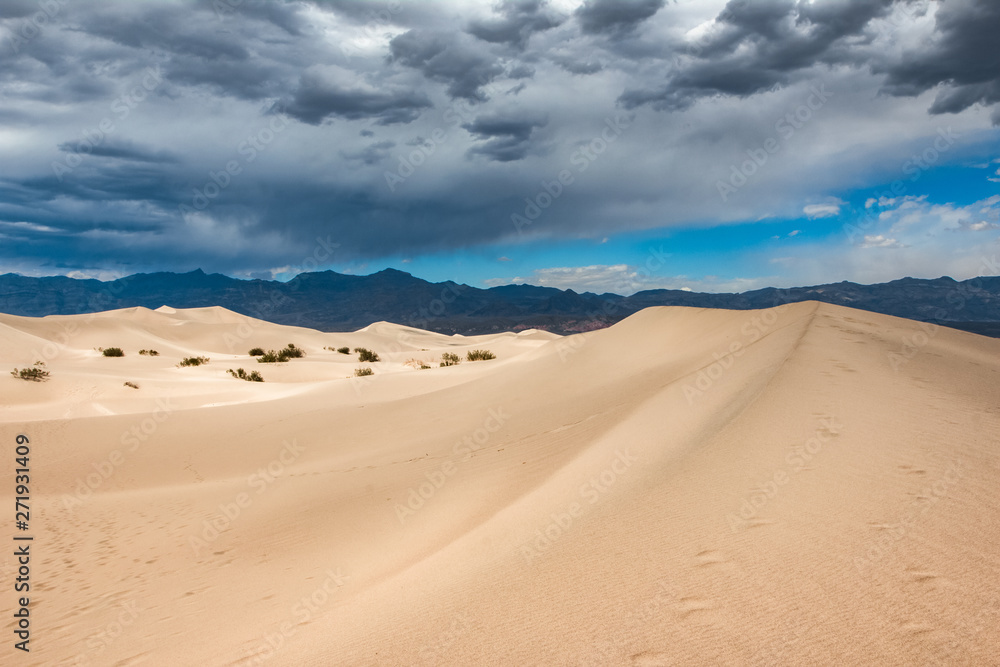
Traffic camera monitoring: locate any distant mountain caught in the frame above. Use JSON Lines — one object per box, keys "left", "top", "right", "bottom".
{"left": 2, "top": 269, "right": 999, "bottom": 337}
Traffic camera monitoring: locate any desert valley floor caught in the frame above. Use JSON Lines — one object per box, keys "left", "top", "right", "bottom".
{"left": 1, "top": 302, "right": 998, "bottom": 666}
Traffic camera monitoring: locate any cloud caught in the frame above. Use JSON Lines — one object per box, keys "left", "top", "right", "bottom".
{"left": 57, "top": 139, "right": 178, "bottom": 164}
{"left": 877, "top": 0, "right": 1000, "bottom": 119}
{"left": 859, "top": 234, "right": 904, "bottom": 248}
{"left": 575, "top": 0, "right": 665, "bottom": 35}
{"left": 277, "top": 67, "right": 432, "bottom": 125}
{"left": 390, "top": 29, "right": 506, "bottom": 101}
{"left": 463, "top": 111, "right": 549, "bottom": 161}
{"left": 340, "top": 140, "right": 397, "bottom": 165}
{"left": 467, "top": 0, "right": 565, "bottom": 49}
{"left": 486, "top": 263, "right": 773, "bottom": 295}
{"left": 803, "top": 202, "right": 843, "bottom": 219}
{"left": 619, "top": 0, "right": 897, "bottom": 112}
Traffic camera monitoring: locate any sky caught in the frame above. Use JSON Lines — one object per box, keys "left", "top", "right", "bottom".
{"left": 1, "top": 0, "right": 999, "bottom": 295}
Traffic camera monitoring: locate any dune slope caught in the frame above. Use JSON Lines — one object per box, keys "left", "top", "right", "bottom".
{"left": 1, "top": 302, "right": 998, "bottom": 666}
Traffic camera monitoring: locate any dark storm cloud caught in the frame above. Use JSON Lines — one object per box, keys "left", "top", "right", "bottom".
{"left": 1, "top": 0, "right": 997, "bottom": 278}
{"left": 877, "top": 0, "right": 1000, "bottom": 120}
{"left": 277, "top": 70, "right": 432, "bottom": 125}
{"left": 463, "top": 112, "right": 548, "bottom": 162}
{"left": 56, "top": 138, "right": 178, "bottom": 164}
{"left": 620, "top": 0, "right": 896, "bottom": 112}
{"left": 340, "top": 140, "right": 397, "bottom": 165}
{"left": 0, "top": 1, "right": 38, "bottom": 19}
{"left": 389, "top": 29, "right": 505, "bottom": 101}
{"left": 575, "top": 0, "right": 665, "bottom": 35}
{"left": 467, "top": 0, "right": 565, "bottom": 49}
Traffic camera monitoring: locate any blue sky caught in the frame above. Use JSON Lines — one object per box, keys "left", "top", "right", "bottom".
{"left": 1, "top": 0, "right": 999, "bottom": 294}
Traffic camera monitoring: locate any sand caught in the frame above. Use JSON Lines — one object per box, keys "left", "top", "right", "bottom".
{"left": 1, "top": 302, "right": 998, "bottom": 666}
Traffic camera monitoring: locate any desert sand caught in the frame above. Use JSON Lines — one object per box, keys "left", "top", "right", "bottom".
{"left": 1, "top": 301, "right": 998, "bottom": 666}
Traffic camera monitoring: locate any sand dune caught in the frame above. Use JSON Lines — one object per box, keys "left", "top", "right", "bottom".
{"left": 1, "top": 302, "right": 998, "bottom": 666}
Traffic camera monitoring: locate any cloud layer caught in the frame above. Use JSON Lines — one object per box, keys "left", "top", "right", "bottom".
{"left": 0, "top": 0, "right": 998, "bottom": 284}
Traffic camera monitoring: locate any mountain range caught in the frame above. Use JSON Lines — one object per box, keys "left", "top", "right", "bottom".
{"left": 2, "top": 269, "right": 999, "bottom": 337}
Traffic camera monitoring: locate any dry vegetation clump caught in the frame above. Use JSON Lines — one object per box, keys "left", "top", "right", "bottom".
{"left": 228, "top": 368, "right": 264, "bottom": 382}
{"left": 11, "top": 362, "right": 49, "bottom": 381}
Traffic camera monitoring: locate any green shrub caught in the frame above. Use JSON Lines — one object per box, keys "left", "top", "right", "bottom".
{"left": 124, "top": 381, "right": 139, "bottom": 389}
{"left": 179, "top": 356, "right": 210, "bottom": 367}
{"left": 354, "top": 367, "right": 374, "bottom": 377}
{"left": 248, "top": 347, "right": 265, "bottom": 356}
{"left": 228, "top": 368, "right": 264, "bottom": 382}
{"left": 281, "top": 343, "right": 304, "bottom": 359}
{"left": 440, "top": 352, "right": 461, "bottom": 367}
{"left": 102, "top": 347, "right": 125, "bottom": 357}
{"left": 138, "top": 349, "right": 159, "bottom": 356}
{"left": 467, "top": 349, "right": 496, "bottom": 361}
{"left": 337, "top": 346, "right": 350, "bottom": 355}
{"left": 355, "top": 347, "right": 380, "bottom": 363}
{"left": 10, "top": 365, "right": 49, "bottom": 381}
{"left": 257, "top": 350, "right": 282, "bottom": 363}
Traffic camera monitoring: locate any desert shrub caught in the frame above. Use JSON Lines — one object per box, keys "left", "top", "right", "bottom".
{"left": 124, "top": 381, "right": 139, "bottom": 389}
{"left": 11, "top": 364, "right": 49, "bottom": 381}
{"left": 281, "top": 343, "right": 304, "bottom": 359}
{"left": 467, "top": 349, "right": 496, "bottom": 361}
{"left": 355, "top": 367, "right": 374, "bottom": 377}
{"left": 248, "top": 347, "right": 265, "bottom": 356}
{"left": 228, "top": 368, "right": 264, "bottom": 382}
{"left": 355, "top": 347, "right": 380, "bottom": 363}
{"left": 179, "top": 356, "right": 210, "bottom": 367}
{"left": 138, "top": 349, "right": 159, "bottom": 356}
{"left": 102, "top": 347, "right": 125, "bottom": 357}
{"left": 257, "top": 350, "right": 282, "bottom": 363}
{"left": 337, "top": 346, "right": 350, "bottom": 354}
{"left": 440, "top": 352, "right": 461, "bottom": 367}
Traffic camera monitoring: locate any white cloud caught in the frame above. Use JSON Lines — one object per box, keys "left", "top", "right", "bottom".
{"left": 486, "top": 264, "right": 774, "bottom": 295}
{"left": 859, "top": 234, "right": 904, "bottom": 249}
{"left": 803, "top": 201, "right": 843, "bottom": 219}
